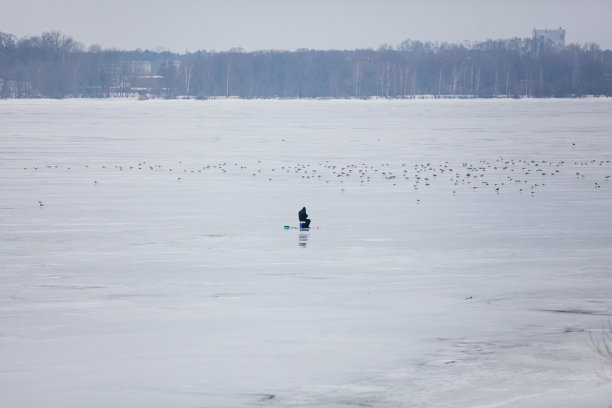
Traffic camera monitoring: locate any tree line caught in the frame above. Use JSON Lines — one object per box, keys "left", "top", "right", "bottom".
{"left": 1, "top": 31, "right": 611, "bottom": 99}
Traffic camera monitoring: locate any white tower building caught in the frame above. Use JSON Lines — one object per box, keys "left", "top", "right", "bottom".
{"left": 532, "top": 28, "right": 566, "bottom": 47}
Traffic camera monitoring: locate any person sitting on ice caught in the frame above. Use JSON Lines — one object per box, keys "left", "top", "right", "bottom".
{"left": 298, "top": 206, "right": 311, "bottom": 229}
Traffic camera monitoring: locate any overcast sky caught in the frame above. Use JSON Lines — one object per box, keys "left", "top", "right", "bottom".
{"left": 1, "top": 0, "right": 611, "bottom": 52}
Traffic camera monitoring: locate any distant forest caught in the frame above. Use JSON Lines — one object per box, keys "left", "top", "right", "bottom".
{"left": 1, "top": 31, "right": 611, "bottom": 99}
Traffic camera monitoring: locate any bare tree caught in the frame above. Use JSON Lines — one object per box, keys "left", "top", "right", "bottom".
{"left": 354, "top": 61, "right": 360, "bottom": 97}
{"left": 226, "top": 63, "right": 230, "bottom": 97}
{"left": 181, "top": 55, "right": 195, "bottom": 97}
{"left": 589, "top": 320, "right": 612, "bottom": 379}
{"left": 452, "top": 64, "right": 461, "bottom": 96}
{"left": 475, "top": 64, "right": 481, "bottom": 96}
{"left": 385, "top": 61, "right": 391, "bottom": 97}
{"left": 494, "top": 66, "right": 499, "bottom": 96}
{"left": 505, "top": 64, "right": 510, "bottom": 96}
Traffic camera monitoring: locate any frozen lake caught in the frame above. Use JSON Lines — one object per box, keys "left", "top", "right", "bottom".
{"left": 1, "top": 98, "right": 612, "bottom": 407}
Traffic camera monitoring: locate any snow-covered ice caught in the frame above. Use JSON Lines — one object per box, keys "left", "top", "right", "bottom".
{"left": 1, "top": 98, "right": 612, "bottom": 407}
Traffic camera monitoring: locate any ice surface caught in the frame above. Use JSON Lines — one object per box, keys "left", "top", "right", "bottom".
{"left": 1, "top": 98, "right": 612, "bottom": 407}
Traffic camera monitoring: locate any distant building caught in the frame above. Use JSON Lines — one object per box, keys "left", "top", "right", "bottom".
{"left": 128, "top": 60, "right": 152, "bottom": 76}
{"left": 533, "top": 28, "right": 566, "bottom": 47}
{"left": 110, "top": 60, "right": 156, "bottom": 97}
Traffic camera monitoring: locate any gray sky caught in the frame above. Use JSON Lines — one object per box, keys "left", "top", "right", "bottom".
{"left": 1, "top": 0, "right": 611, "bottom": 52}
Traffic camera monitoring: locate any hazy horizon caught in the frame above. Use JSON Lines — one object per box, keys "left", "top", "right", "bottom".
{"left": 1, "top": 0, "right": 612, "bottom": 52}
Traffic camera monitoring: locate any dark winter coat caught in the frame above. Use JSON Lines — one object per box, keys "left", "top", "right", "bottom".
{"left": 298, "top": 207, "right": 308, "bottom": 221}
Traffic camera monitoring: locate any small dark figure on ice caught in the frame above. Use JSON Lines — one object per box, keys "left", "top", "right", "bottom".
{"left": 298, "top": 207, "right": 311, "bottom": 229}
